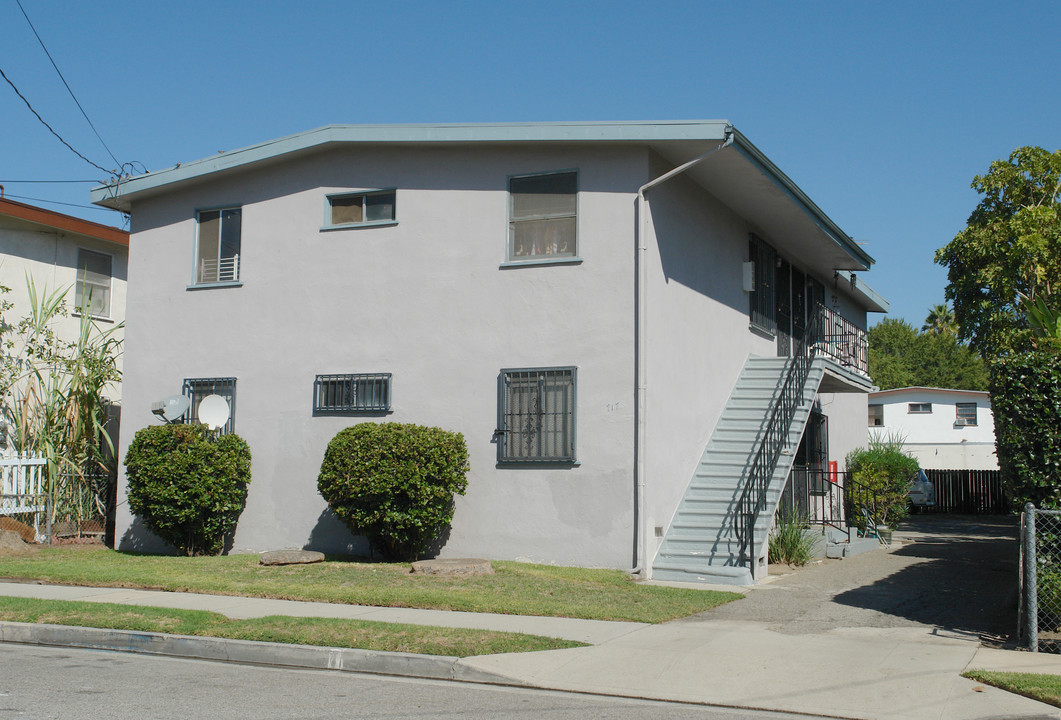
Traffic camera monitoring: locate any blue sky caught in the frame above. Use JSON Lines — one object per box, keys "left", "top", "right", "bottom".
{"left": 2, "top": 0, "right": 1058, "bottom": 326}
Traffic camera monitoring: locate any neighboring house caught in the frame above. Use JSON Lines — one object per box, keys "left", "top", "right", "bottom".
{"left": 0, "top": 196, "right": 128, "bottom": 448}
{"left": 91, "top": 121, "right": 888, "bottom": 584}
{"left": 867, "top": 387, "right": 997, "bottom": 470}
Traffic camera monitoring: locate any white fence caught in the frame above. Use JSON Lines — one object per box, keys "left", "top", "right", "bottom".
{"left": 0, "top": 451, "right": 46, "bottom": 541}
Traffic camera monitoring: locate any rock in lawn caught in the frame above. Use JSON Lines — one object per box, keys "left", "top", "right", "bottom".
{"left": 410, "top": 558, "right": 494, "bottom": 576}
{"left": 259, "top": 549, "right": 325, "bottom": 566}
{"left": 0, "top": 529, "right": 35, "bottom": 556}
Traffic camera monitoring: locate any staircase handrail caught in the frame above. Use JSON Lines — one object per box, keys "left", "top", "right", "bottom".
{"left": 732, "top": 303, "right": 824, "bottom": 566}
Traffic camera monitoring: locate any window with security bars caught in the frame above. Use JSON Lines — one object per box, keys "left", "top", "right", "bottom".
{"left": 748, "top": 234, "right": 776, "bottom": 333}
{"left": 181, "top": 377, "right": 237, "bottom": 434}
{"left": 497, "top": 367, "right": 576, "bottom": 463}
{"left": 313, "top": 373, "right": 391, "bottom": 413}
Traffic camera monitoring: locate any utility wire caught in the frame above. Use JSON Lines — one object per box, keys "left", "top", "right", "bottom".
{"left": 1, "top": 192, "right": 115, "bottom": 212}
{"left": 15, "top": 0, "right": 121, "bottom": 169}
{"left": 0, "top": 66, "right": 112, "bottom": 176}
{"left": 0, "top": 179, "right": 99, "bottom": 183}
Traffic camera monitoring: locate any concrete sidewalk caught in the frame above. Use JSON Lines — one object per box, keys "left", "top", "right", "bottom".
{"left": 1, "top": 579, "right": 1060, "bottom": 720}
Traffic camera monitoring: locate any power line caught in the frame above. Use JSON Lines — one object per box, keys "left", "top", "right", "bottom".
{"left": 1, "top": 192, "right": 116, "bottom": 212}
{"left": 15, "top": 0, "right": 121, "bottom": 169}
{"left": 0, "top": 65, "right": 112, "bottom": 176}
{"left": 0, "top": 179, "right": 99, "bottom": 183}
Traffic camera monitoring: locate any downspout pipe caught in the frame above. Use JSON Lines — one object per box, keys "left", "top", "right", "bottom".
{"left": 630, "top": 129, "right": 734, "bottom": 577}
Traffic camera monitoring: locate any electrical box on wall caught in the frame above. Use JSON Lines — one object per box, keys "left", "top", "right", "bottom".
{"left": 742, "top": 262, "right": 755, "bottom": 292}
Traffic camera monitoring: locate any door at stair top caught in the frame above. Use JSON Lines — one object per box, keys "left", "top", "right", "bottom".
{"left": 775, "top": 261, "right": 812, "bottom": 358}
{"left": 775, "top": 259, "right": 792, "bottom": 356}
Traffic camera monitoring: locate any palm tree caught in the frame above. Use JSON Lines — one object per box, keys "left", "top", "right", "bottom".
{"left": 922, "top": 303, "right": 957, "bottom": 336}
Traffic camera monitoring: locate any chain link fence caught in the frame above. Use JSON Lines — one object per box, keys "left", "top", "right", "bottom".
{"left": 1020, "top": 504, "right": 1061, "bottom": 652}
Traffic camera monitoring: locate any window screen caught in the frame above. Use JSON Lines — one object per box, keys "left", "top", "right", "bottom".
{"left": 76, "top": 249, "right": 112, "bottom": 317}
{"left": 508, "top": 171, "right": 577, "bottom": 260}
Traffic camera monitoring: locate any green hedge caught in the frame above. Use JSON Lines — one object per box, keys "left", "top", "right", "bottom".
{"left": 990, "top": 352, "right": 1061, "bottom": 509}
{"left": 846, "top": 443, "right": 918, "bottom": 529}
{"left": 125, "top": 424, "right": 252, "bottom": 556}
{"left": 317, "top": 422, "right": 469, "bottom": 561}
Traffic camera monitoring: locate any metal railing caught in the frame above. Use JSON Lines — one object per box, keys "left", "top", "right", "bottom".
{"left": 777, "top": 468, "right": 890, "bottom": 536}
{"left": 198, "top": 254, "right": 240, "bottom": 284}
{"left": 815, "top": 304, "right": 868, "bottom": 376}
{"left": 733, "top": 308, "right": 822, "bottom": 567}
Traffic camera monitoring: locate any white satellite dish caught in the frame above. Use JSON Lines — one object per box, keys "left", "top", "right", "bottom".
{"left": 197, "top": 394, "right": 230, "bottom": 430}
{"left": 150, "top": 395, "right": 191, "bottom": 424}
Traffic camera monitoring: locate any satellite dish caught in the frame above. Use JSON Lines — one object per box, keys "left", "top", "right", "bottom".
{"left": 197, "top": 394, "right": 230, "bottom": 431}
{"left": 151, "top": 395, "right": 190, "bottom": 423}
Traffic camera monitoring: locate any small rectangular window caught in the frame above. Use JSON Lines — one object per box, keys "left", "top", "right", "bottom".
{"left": 868, "top": 404, "right": 884, "bottom": 427}
{"left": 182, "top": 377, "right": 237, "bottom": 434}
{"left": 325, "top": 190, "right": 396, "bottom": 228}
{"left": 498, "top": 367, "right": 576, "bottom": 463}
{"left": 313, "top": 373, "right": 392, "bottom": 413}
{"left": 908, "top": 403, "right": 932, "bottom": 414}
{"left": 508, "top": 171, "right": 577, "bottom": 261}
{"left": 955, "top": 402, "right": 977, "bottom": 426}
{"left": 76, "top": 248, "right": 112, "bottom": 318}
{"left": 195, "top": 207, "right": 241, "bottom": 285}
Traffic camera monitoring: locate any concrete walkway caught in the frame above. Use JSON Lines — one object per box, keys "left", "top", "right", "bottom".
{"left": 2, "top": 516, "right": 1061, "bottom": 719}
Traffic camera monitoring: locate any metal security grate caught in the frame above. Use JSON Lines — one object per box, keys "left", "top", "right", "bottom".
{"left": 313, "top": 373, "right": 391, "bottom": 413}
{"left": 497, "top": 367, "right": 576, "bottom": 463}
{"left": 748, "top": 234, "right": 776, "bottom": 333}
{"left": 181, "top": 377, "right": 237, "bottom": 434}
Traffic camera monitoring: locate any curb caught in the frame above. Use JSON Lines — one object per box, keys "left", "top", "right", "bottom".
{"left": 0, "top": 621, "right": 526, "bottom": 686}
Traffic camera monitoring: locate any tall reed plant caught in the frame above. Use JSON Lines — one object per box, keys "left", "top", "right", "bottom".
{"left": 1, "top": 277, "right": 122, "bottom": 532}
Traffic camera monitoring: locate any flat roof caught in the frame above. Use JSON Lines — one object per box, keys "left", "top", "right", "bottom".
{"left": 870, "top": 386, "right": 991, "bottom": 399}
{"left": 0, "top": 196, "right": 128, "bottom": 246}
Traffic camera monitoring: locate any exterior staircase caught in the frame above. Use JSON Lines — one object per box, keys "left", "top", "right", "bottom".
{"left": 652, "top": 356, "right": 825, "bottom": 585}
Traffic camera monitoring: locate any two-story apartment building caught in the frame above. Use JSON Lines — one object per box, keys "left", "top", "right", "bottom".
{"left": 92, "top": 121, "right": 887, "bottom": 584}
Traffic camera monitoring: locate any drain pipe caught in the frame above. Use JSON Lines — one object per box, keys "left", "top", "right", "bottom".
{"left": 630, "top": 129, "right": 734, "bottom": 577}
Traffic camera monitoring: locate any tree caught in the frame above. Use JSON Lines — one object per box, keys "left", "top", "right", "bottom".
{"left": 922, "top": 303, "right": 957, "bottom": 336}
{"left": 934, "top": 146, "right": 1061, "bottom": 358}
{"left": 868, "top": 317, "right": 988, "bottom": 391}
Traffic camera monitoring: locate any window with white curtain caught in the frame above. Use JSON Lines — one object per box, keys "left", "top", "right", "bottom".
{"left": 508, "top": 171, "right": 577, "bottom": 261}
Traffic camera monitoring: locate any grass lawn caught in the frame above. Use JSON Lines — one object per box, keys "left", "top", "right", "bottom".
{"left": 0, "top": 547, "right": 741, "bottom": 623}
{"left": 0, "top": 596, "right": 581, "bottom": 656}
{"left": 963, "top": 670, "right": 1061, "bottom": 707}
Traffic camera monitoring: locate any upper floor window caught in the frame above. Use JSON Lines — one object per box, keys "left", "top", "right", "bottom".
{"left": 324, "top": 190, "right": 396, "bottom": 229}
{"left": 508, "top": 171, "right": 577, "bottom": 261}
{"left": 182, "top": 377, "right": 237, "bottom": 435}
{"left": 908, "top": 402, "right": 932, "bottom": 414}
{"left": 75, "top": 248, "right": 112, "bottom": 318}
{"left": 195, "top": 207, "right": 241, "bottom": 285}
{"left": 313, "top": 373, "right": 392, "bottom": 413}
{"left": 868, "top": 404, "right": 883, "bottom": 427}
{"left": 497, "top": 366, "right": 577, "bottom": 463}
{"left": 955, "top": 402, "right": 978, "bottom": 426}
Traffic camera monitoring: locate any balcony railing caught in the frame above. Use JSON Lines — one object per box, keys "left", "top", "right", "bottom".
{"left": 198, "top": 254, "right": 240, "bottom": 284}
{"left": 814, "top": 303, "right": 868, "bottom": 376}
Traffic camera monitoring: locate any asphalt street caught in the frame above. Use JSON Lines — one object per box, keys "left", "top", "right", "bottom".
{"left": 0, "top": 643, "right": 842, "bottom": 720}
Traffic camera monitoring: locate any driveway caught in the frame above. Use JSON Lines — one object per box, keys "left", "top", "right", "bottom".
{"left": 704, "top": 514, "right": 1019, "bottom": 642}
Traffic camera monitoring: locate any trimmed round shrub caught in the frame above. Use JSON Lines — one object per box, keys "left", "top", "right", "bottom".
{"left": 125, "top": 424, "right": 252, "bottom": 556}
{"left": 317, "top": 422, "right": 469, "bottom": 561}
